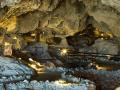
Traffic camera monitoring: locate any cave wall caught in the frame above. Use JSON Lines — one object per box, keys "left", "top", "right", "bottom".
{"left": 0, "top": 0, "right": 120, "bottom": 36}
{"left": 0, "top": 0, "right": 120, "bottom": 53}
{"left": 0, "top": 0, "right": 87, "bottom": 35}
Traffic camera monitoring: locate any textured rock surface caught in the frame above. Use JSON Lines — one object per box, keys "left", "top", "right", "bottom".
{"left": 92, "top": 39, "right": 119, "bottom": 55}
{"left": 0, "top": 56, "right": 34, "bottom": 83}
{"left": 0, "top": 0, "right": 86, "bottom": 34}
{"left": 1, "top": 0, "right": 21, "bottom": 7}
{"left": 84, "top": 0, "right": 120, "bottom": 37}
{"left": 0, "top": 0, "right": 119, "bottom": 35}
{"left": 25, "top": 43, "right": 52, "bottom": 59}
{"left": 0, "top": 0, "right": 120, "bottom": 53}
{"left": 0, "top": 0, "right": 118, "bottom": 35}
{"left": 0, "top": 56, "right": 33, "bottom": 76}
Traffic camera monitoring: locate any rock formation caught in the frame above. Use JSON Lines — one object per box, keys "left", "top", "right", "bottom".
{"left": 0, "top": 0, "right": 120, "bottom": 54}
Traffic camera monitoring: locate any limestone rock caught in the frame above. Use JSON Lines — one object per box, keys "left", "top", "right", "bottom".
{"left": 83, "top": 0, "right": 120, "bottom": 38}
{"left": 17, "top": 12, "right": 39, "bottom": 33}
{"left": 1, "top": 0, "right": 21, "bottom": 7}
{"left": 101, "top": 0, "right": 120, "bottom": 12}
{"left": 25, "top": 43, "right": 52, "bottom": 59}
{"left": 0, "top": 56, "right": 34, "bottom": 78}
{"left": 0, "top": 0, "right": 120, "bottom": 38}
{"left": 92, "top": 39, "right": 119, "bottom": 55}
{"left": 0, "top": 0, "right": 120, "bottom": 53}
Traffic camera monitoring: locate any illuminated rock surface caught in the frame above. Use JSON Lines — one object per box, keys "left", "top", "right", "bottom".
{"left": 0, "top": 0, "right": 119, "bottom": 36}
{"left": 0, "top": 0, "right": 120, "bottom": 90}
{"left": 0, "top": 0, "right": 119, "bottom": 53}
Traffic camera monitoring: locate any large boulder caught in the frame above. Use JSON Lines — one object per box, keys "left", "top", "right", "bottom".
{"left": 17, "top": 12, "right": 39, "bottom": 33}
{"left": 92, "top": 39, "right": 119, "bottom": 55}
{"left": 25, "top": 43, "right": 52, "bottom": 59}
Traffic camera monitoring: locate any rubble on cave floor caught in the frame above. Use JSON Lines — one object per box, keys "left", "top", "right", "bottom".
{"left": 0, "top": 56, "right": 34, "bottom": 83}
{"left": 0, "top": 56, "right": 96, "bottom": 90}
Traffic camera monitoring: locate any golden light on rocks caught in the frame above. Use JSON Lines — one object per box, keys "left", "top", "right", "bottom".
{"left": 0, "top": 16, "right": 17, "bottom": 32}
{"left": 94, "top": 28, "right": 113, "bottom": 39}
{"left": 13, "top": 36, "right": 17, "bottom": 40}
{"left": 31, "top": 33, "right": 36, "bottom": 37}
{"left": 107, "top": 32, "right": 113, "bottom": 38}
{"left": 94, "top": 28, "right": 101, "bottom": 37}
{"left": 60, "top": 48, "right": 68, "bottom": 56}
{"left": 28, "top": 58, "right": 45, "bottom": 74}
{"left": 96, "top": 65, "right": 107, "bottom": 70}
{"left": 4, "top": 42, "right": 12, "bottom": 56}
{"left": 4, "top": 42, "right": 11, "bottom": 46}
{"left": 54, "top": 80, "right": 72, "bottom": 87}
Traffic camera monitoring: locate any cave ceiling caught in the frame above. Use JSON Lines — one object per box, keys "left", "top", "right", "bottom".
{"left": 0, "top": 0, "right": 120, "bottom": 38}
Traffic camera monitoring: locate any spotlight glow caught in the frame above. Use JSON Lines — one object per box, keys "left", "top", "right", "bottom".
{"left": 61, "top": 48, "right": 68, "bottom": 55}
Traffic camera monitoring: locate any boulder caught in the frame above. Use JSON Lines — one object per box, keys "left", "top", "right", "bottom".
{"left": 25, "top": 43, "right": 52, "bottom": 59}
{"left": 92, "top": 39, "right": 119, "bottom": 55}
